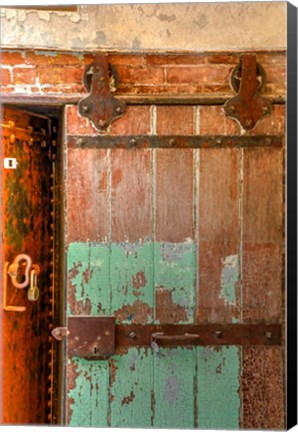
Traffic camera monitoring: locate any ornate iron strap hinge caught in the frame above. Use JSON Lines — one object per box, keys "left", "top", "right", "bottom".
{"left": 224, "top": 54, "right": 273, "bottom": 130}
{"left": 78, "top": 54, "right": 126, "bottom": 132}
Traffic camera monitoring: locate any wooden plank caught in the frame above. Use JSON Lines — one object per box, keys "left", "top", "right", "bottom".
{"left": 242, "top": 347, "right": 285, "bottom": 429}
{"left": 67, "top": 358, "right": 109, "bottom": 427}
{"left": 155, "top": 149, "right": 194, "bottom": 242}
{"left": 242, "top": 148, "right": 283, "bottom": 322}
{"left": 152, "top": 347, "right": 196, "bottom": 428}
{"left": 198, "top": 148, "right": 241, "bottom": 323}
{"left": 197, "top": 346, "right": 240, "bottom": 429}
{"left": 155, "top": 149, "right": 196, "bottom": 324}
{"left": 110, "top": 242, "right": 153, "bottom": 324}
{"left": 110, "top": 348, "right": 152, "bottom": 427}
{"left": 67, "top": 148, "right": 108, "bottom": 243}
{"left": 154, "top": 242, "right": 196, "bottom": 324}
{"left": 67, "top": 242, "right": 110, "bottom": 316}
{"left": 111, "top": 149, "right": 151, "bottom": 242}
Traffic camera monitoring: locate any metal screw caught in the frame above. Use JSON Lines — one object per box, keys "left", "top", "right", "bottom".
{"left": 82, "top": 105, "right": 89, "bottom": 113}
{"left": 93, "top": 345, "right": 99, "bottom": 354}
{"left": 129, "top": 138, "right": 136, "bottom": 147}
{"left": 41, "top": 140, "right": 47, "bottom": 148}
{"left": 229, "top": 105, "right": 236, "bottom": 112}
{"left": 215, "top": 330, "right": 223, "bottom": 339}
{"left": 129, "top": 332, "right": 137, "bottom": 340}
{"left": 169, "top": 138, "right": 175, "bottom": 146}
{"left": 263, "top": 106, "right": 269, "bottom": 114}
{"left": 266, "top": 332, "right": 272, "bottom": 340}
{"left": 216, "top": 138, "right": 222, "bottom": 145}
{"left": 98, "top": 120, "right": 106, "bottom": 128}
{"left": 244, "top": 119, "right": 253, "bottom": 128}
{"left": 115, "top": 106, "right": 122, "bottom": 114}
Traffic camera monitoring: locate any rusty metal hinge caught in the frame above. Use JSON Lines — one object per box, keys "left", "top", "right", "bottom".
{"left": 78, "top": 54, "right": 126, "bottom": 132}
{"left": 224, "top": 54, "right": 273, "bottom": 131}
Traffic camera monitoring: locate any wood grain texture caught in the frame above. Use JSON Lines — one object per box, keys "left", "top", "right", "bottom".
{"left": 155, "top": 149, "right": 194, "bottom": 242}
{"left": 198, "top": 149, "right": 241, "bottom": 323}
{"left": 110, "top": 348, "right": 152, "bottom": 427}
{"left": 242, "top": 347, "right": 285, "bottom": 429}
{"left": 152, "top": 347, "right": 196, "bottom": 428}
{"left": 111, "top": 149, "right": 151, "bottom": 242}
{"left": 67, "top": 148, "right": 108, "bottom": 243}
{"left": 67, "top": 358, "right": 109, "bottom": 426}
{"left": 197, "top": 346, "right": 240, "bottom": 429}
{"left": 242, "top": 148, "right": 283, "bottom": 322}
{"left": 67, "top": 242, "right": 110, "bottom": 316}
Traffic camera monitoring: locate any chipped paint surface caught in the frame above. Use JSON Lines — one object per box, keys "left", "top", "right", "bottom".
{"left": 220, "top": 254, "right": 239, "bottom": 306}
{"left": 153, "top": 348, "right": 196, "bottom": 428}
{"left": 67, "top": 243, "right": 110, "bottom": 316}
{"left": 110, "top": 348, "right": 152, "bottom": 427}
{"left": 154, "top": 242, "right": 196, "bottom": 323}
{"left": 197, "top": 346, "right": 240, "bottom": 429}
{"left": 67, "top": 358, "right": 109, "bottom": 426}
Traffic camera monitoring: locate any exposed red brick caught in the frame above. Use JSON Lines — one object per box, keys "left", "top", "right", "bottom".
{"left": 207, "top": 54, "right": 239, "bottom": 64}
{"left": 203, "top": 84, "right": 233, "bottom": 94}
{"left": 256, "top": 52, "right": 286, "bottom": 66}
{"left": 265, "top": 66, "right": 286, "bottom": 89}
{"left": 167, "top": 65, "right": 232, "bottom": 85}
{"left": 116, "top": 65, "right": 165, "bottom": 85}
{"left": 146, "top": 54, "right": 205, "bottom": 66}
{"left": 25, "top": 51, "right": 82, "bottom": 66}
{"left": 0, "top": 51, "right": 24, "bottom": 66}
{"left": 13, "top": 68, "right": 37, "bottom": 85}
{"left": 110, "top": 106, "right": 151, "bottom": 135}
{"left": 108, "top": 54, "right": 146, "bottom": 66}
{"left": 38, "top": 66, "right": 83, "bottom": 85}
{"left": 199, "top": 106, "right": 240, "bottom": 135}
{"left": 156, "top": 106, "right": 194, "bottom": 135}
{"left": 0, "top": 69, "right": 12, "bottom": 86}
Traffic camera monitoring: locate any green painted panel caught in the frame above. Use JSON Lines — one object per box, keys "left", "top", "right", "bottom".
{"left": 68, "top": 358, "right": 109, "bottom": 427}
{"left": 197, "top": 346, "right": 240, "bottom": 429}
{"left": 154, "top": 242, "right": 196, "bottom": 323}
{"left": 110, "top": 348, "right": 152, "bottom": 427}
{"left": 67, "top": 242, "right": 110, "bottom": 316}
{"left": 110, "top": 242, "right": 154, "bottom": 323}
{"left": 153, "top": 347, "right": 196, "bottom": 428}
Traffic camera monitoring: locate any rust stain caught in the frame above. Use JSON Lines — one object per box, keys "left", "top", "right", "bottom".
{"left": 112, "top": 167, "right": 123, "bottom": 188}
{"left": 66, "top": 360, "right": 81, "bottom": 424}
{"left": 121, "top": 391, "right": 135, "bottom": 406}
{"left": 109, "top": 359, "right": 118, "bottom": 385}
{"left": 83, "top": 267, "right": 93, "bottom": 284}
{"left": 132, "top": 271, "right": 147, "bottom": 289}
{"left": 155, "top": 287, "right": 188, "bottom": 324}
{"left": 114, "top": 300, "right": 152, "bottom": 324}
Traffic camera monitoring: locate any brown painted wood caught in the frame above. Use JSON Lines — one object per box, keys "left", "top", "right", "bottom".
{"left": 242, "top": 148, "right": 283, "bottom": 322}
{"left": 198, "top": 149, "right": 241, "bottom": 323}
{"left": 67, "top": 148, "right": 108, "bottom": 243}
{"left": 242, "top": 347, "right": 285, "bottom": 429}
{"left": 110, "top": 149, "right": 151, "bottom": 242}
{"left": 155, "top": 149, "right": 194, "bottom": 242}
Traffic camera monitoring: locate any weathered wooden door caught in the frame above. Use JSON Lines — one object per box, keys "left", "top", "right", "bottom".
{"left": 64, "top": 103, "right": 284, "bottom": 429}
{"left": 0, "top": 107, "right": 55, "bottom": 424}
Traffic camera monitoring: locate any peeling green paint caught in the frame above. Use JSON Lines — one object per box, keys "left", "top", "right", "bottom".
{"left": 153, "top": 347, "right": 196, "bottom": 428}
{"left": 67, "top": 242, "right": 110, "bottom": 315}
{"left": 110, "top": 348, "right": 152, "bottom": 427}
{"left": 220, "top": 254, "right": 239, "bottom": 305}
{"left": 110, "top": 242, "right": 153, "bottom": 323}
{"left": 68, "top": 358, "right": 109, "bottom": 427}
{"left": 154, "top": 242, "right": 196, "bottom": 323}
{"left": 197, "top": 346, "right": 240, "bottom": 429}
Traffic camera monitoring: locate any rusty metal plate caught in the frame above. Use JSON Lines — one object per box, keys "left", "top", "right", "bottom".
{"left": 67, "top": 316, "right": 115, "bottom": 358}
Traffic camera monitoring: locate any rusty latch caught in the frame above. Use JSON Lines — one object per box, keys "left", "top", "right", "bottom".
{"left": 224, "top": 54, "right": 272, "bottom": 130}
{"left": 78, "top": 54, "right": 126, "bottom": 132}
{"left": 52, "top": 316, "right": 115, "bottom": 359}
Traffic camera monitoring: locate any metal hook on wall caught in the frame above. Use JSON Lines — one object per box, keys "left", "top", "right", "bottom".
{"left": 3, "top": 254, "right": 40, "bottom": 312}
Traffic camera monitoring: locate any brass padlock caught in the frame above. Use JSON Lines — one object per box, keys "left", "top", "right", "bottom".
{"left": 28, "top": 269, "right": 39, "bottom": 301}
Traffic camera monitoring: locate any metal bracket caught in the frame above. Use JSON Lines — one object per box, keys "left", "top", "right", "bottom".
{"left": 224, "top": 54, "right": 273, "bottom": 131}
{"left": 52, "top": 316, "right": 115, "bottom": 359}
{"left": 78, "top": 54, "right": 126, "bottom": 132}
